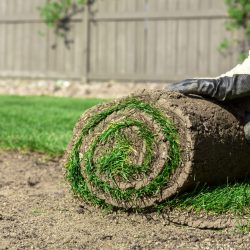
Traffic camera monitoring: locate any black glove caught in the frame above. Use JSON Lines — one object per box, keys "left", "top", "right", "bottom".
{"left": 166, "top": 74, "right": 250, "bottom": 142}
{"left": 166, "top": 74, "right": 250, "bottom": 101}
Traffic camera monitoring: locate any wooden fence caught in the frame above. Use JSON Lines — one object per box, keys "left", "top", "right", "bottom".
{"left": 0, "top": 0, "right": 240, "bottom": 82}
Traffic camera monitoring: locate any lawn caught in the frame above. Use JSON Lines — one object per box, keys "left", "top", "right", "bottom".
{"left": 0, "top": 95, "right": 104, "bottom": 155}
{"left": 0, "top": 95, "right": 249, "bottom": 217}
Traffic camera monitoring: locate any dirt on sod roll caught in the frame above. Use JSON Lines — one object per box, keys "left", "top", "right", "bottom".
{"left": 65, "top": 90, "right": 250, "bottom": 210}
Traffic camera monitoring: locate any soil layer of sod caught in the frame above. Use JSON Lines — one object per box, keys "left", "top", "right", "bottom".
{"left": 65, "top": 90, "right": 250, "bottom": 210}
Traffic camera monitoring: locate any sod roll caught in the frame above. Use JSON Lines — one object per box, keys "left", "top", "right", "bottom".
{"left": 65, "top": 90, "right": 250, "bottom": 209}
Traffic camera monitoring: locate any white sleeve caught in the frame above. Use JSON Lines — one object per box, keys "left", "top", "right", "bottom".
{"left": 220, "top": 50, "right": 250, "bottom": 77}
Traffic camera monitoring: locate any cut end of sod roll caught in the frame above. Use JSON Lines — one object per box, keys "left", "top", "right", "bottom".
{"left": 65, "top": 90, "right": 250, "bottom": 210}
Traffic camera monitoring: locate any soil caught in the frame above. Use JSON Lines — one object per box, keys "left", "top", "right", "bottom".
{"left": 0, "top": 150, "right": 249, "bottom": 250}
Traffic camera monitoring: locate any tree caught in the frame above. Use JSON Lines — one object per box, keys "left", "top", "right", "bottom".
{"left": 39, "top": 0, "right": 89, "bottom": 46}
{"left": 219, "top": 0, "right": 250, "bottom": 61}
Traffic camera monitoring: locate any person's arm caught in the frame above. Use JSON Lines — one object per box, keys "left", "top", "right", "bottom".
{"left": 166, "top": 51, "right": 250, "bottom": 101}
{"left": 166, "top": 75, "right": 250, "bottom": 101}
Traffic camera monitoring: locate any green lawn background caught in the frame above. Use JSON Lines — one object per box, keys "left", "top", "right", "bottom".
{"left": 0, "top": 95, "right": 104, "bottom": 155}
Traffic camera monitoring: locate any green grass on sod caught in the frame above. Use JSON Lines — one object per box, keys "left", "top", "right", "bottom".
{"left": 0, "top": 95, "right": 104, "bottom": 155}
{"left": 163, "top": 182, "right": 250, "bottom": 215}
{"left": 66, "top": 97, "right": 180, "bottom": 208}
{"left": 0, "top": 95, "right": 249, "bottom": 217}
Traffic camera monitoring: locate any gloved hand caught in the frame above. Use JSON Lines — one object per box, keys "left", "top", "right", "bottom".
{"left": 165, "top": 74, "right": 250, "bottom": 101}
{"left": 166, "top": 75, "right": 250, "bottom": 142}
{"left": 166, "top": 50, "right": 250, "bottom": 142}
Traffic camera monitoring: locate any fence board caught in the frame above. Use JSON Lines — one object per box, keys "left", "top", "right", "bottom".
{"left": 37, "top": 23, "right": 47, "bottom": 73}
{"left": 209, "top": 19, "right": 223, "bottom": 76}
{"left": 155, "top": 0, "right": 166, "bottom": 75}
{"left": 146, "top": 0, "right": 157, "bottom": 75}
{"left": 187, "top": 0, "right": 199, "bottom": 76}
{"left": 0, "top": 25, "right": 5, "bottom": 70}
{"left": 126, "top": 0, "right": 136, "bottom": 74}
{"left": 186, "top": 20, "right": 198, "bottom": 76}
{"left": 106, "top": 0, "right": 116, "bottom": 74}
{"left": 64, "top": 24, "right": 75, "bottom": 75}
{"left": 47, "top": 28, "right": 57, "bottom": 76}
{"left": 116, "top": 0, "right": 126, "bottom": 74}
{"left": 13, "top": 24, "right": 19, "bottom": 72}
{"left": 0, "top": 0, "right": 241, "bottom": 82}
{"left": 74, "top": 22, "right": 85, "bottom": 77}
{"left": 89, "top": 21, "right": 98, "bottom": 73}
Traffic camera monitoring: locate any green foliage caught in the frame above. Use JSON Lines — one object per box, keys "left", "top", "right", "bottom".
{"left": 96, "top": 130, "right": 152, "bottom": 181}
{"left": 39, "top": 0, "right": 90, "bottom": 43}
{"left": 236, "top": 219, "right": 250, "bottom": 233}
{"left": 219, "top": 0, "right": 250, "bottom": 60}
{"left": 39, "top": 0, "right": 87, "bottom": 28}
{"left": 218, "top": 38, "right": 230, "bottom": 53}
{"left": 165, "top": 182, "right": 250, "bottom": 215}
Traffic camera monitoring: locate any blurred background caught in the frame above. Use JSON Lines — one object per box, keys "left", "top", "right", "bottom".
{"left": 0, "top": 0, "right": 244, "bottom": 97}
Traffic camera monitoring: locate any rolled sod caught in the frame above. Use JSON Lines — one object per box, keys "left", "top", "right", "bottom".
{"left": 65, "top": 90, "right": 250, "bottom": 209}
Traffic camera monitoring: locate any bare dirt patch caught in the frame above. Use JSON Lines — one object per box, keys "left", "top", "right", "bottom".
{"left": 0, "top": 150, "right": 249, "bottom": 249}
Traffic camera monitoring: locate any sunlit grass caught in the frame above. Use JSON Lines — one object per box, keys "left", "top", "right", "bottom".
{"left": 0, "top": 95, "right": 104, "bottom": 155}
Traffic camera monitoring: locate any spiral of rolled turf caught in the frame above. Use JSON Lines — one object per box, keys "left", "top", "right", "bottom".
{"left": 65, "top": 91, "right": 250, "bottom": 210}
